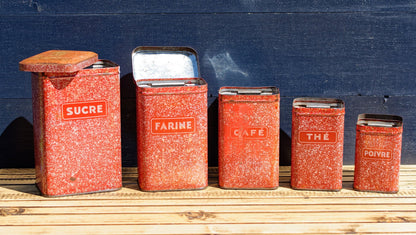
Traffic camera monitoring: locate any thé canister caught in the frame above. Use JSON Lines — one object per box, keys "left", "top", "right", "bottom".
{"left": 291, "top": 97, "right": 345, "bottom": 191}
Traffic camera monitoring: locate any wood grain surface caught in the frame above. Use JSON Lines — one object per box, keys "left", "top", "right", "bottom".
{"left": 0, "top": 166, "right": 415, "bottom": 234}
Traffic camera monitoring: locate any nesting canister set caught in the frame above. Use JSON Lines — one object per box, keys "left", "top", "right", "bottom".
{"left": 19, "top": 48, "right": 404, "bottom": 196}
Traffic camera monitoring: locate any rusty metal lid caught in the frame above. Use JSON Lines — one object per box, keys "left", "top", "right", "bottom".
{"left": 19, "top": 50, "right": 98, "bottom": 73}
{"left": 293, "top": 97, "right": 345, "bottom": 109}
{"left": 137, "top": 79, "right": 205, "bottom": 88}
{"left": 132, "top": 46, "right": 199, "bottom": 82}
{"left": 219, "top": 87, "right": 279, "bottom": 96}
{"left": 357, "top": 114, "right": 403, "bottom": 127}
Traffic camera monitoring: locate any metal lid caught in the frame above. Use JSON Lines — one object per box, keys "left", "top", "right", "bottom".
{"left": 357, "top": 114, "right": 403, "bottom": 128}
{"left": 132, "top": 46, "right": 199, "bottom": 82}
{"left": 293, "top": 97, "right": 344, "bottom": 109}
{"left": 219, "top": 87, "right": 278, "bottom": 96}
{"left": 137, "top": 79, "right": 205, "bottom": 88}
{"left": 19, "top": 50, "right": 99, "bottom": 73}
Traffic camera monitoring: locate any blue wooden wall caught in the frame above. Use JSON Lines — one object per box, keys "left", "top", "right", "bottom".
{"left": 1, "top": 1, "right": 415, "bottom": 167}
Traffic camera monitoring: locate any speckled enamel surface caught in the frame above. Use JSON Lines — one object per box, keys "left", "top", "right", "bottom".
{"left": 19, "top": 50, "right": 98, "bottom": 73}
{"left": 31, "top": 60, "right": 122, "bottom": 197}
{"left": 136, "top": 78, "right": 208, "bottom": 191}
{"left": 218, "top": 87, "right": 280, "bottom": 189}
{"left": 354, "top": 116, "right": 403, "bottom": 193}
{"left": 291, "top": 98, "right": 345, "bottom": 191}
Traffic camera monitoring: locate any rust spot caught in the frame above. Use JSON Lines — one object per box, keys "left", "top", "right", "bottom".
{"left": 0, "top": 208, "right": 25, "bottom": 216}
{"left": 69, "top": 177, "right": 77, "bottom": 181}
{"left": 180, "top": 210, "right": 216, "bottom": 221}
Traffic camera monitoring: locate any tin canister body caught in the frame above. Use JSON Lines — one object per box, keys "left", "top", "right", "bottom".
{"left": 136, "top": 78, "right": 208, "bottom": 191}
{"left": 354, "top": 114, "right": 403, "bottom": 193}
{"left": 31, "top": 61, "right": 122, "bottom": 196}
{"left": 291, "top": 98, "right": 345, "bottom": 191}
{"left": 218, "top": 87, "right": 280, "bottom": 189}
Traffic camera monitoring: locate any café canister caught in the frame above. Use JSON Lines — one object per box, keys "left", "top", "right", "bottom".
{"left": 354, "top": 114, "right": 403, "bottom": 193}
{"left": 218, "top": 87, "right": 280, "bottom": 189}
{"left": 291, "top": 97, "right": 345, "bottom": 191}
{"left": 19, "top": 50, "right": 122, "bottom": 196}
{"left": 132, "top": 46, "right": 208, "bottom": 191}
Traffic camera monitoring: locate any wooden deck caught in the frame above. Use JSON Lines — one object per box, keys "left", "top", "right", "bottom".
{"left": 1, "top": 166, "right": 416, "bottom": 234}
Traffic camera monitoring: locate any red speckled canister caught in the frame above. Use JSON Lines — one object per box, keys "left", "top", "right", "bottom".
{"left": 218, "top": 87, "right": 280, "bottom": 189}
{"left": 19, "top": 50, "right": 122, "bottom": 196}
{"left": 291, "top": 97, "right": 345, "bottom": 191}
{"left": 354, "top": 114, "right": 403, "bottom": 193}
{"left": 132, "top": 47, "right": 207, "bottom": 191}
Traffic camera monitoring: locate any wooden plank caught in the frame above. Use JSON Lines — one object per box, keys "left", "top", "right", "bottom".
{"left": 0, "top": 182, "right": 392, "bottom": 194}
{"left": 2, "top": 204, "right": 416, "bottom": 215}
{"left": 1, "top": 211, "right": 416, "bottom": 225}
{"left": 1, "top": 180, "right": 416, "bottom": 200}
{"left": 3, "top": 13, "right": 416, "bottom": 99}
{"left": 1, "top": 197, "right": 416, "bottom": 207}
{"left": 1, "top": 223, "right": 416, "bottom": 235}
{"left": 2, "top": 1, "right": 416, "bottom": 15}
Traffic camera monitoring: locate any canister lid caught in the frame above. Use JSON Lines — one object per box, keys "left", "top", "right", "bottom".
{"left": 19, "top": 50, "right": 98, "bottom": 73}
{"left": 293, "top": 97, "right": 344, "bottom": 109}
{"left": 219, "top": 87, "right": 279, "bottom": 96}
{"left": 137, "top": 79, "right": 205, "bottom": 88}
{"left": 132, "top": 46, "right": 199, "bottom": 81}
{"left": 357, "top": 114, "right": 403, "bottom": 128}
